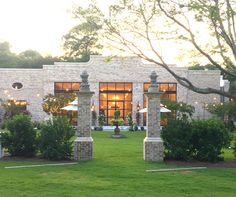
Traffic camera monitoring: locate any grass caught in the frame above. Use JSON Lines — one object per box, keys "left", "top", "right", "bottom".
{"left": 0, "top": 131, "right": 236, "bottom": 197}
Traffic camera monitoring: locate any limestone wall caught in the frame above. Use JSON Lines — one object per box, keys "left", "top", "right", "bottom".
{"left": 0, "top": 56, "right": 222, "bottom": 122}
{"left": 0, "top": 68, "right": 46, "bottom": 121}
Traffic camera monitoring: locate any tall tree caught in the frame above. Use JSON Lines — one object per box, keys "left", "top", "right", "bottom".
{"left": 0, "top": 42, "right": 18, "bottom": 68}
{"left": 62, "top": 3, "right": 104, "bottom": 62}
{"left": 105, "top": 0, "right": 236, "bottom": 100}
{"left": 18, "top": 50, "right": 44, "bottom": 68}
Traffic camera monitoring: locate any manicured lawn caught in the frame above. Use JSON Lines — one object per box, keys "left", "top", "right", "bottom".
{"left": 0, "top": 131, "right": 236, "bottom": 197}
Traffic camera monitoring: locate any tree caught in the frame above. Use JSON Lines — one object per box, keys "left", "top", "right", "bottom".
{"left": 42, "top": 93, "right": 76, "bottom": 116}
{"left": 62, "top": 3, "right": 104, "bottom": 62}
{"left": 18, "top": 50, "right": 44, "bottom": 68}
{"left": 18, "top": 50, "right": 62, "bottom": 68}
{"left": 105, "top": 0, "right": 236, "bottom": 100}
{"left": 0, "top": 42, "right": 18, "bottom": 68}
{"left": 0, "top": 42, "right": 62, "bottom": 68}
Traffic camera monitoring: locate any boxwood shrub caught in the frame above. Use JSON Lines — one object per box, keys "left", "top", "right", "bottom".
{"left": 162, "top": 118, "right": 230, "bottom": 162}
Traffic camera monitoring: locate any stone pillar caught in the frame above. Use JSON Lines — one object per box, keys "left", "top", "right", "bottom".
{"left": 74, "top": 70, "right": 94, "bottom": 161}
{"left": 143, "top": 71, "right": 164, "bottom": 161}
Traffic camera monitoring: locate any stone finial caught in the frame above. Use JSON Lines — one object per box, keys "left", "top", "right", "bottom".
{"left": 80, "top": 70, "right": 90, "bottom": 92}
{"left": 148, "top": 71, "right": 159, "bottom": 92}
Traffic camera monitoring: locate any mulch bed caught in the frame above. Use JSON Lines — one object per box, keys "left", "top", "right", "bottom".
{"left": 165, "top": 159, "right": 236, "bottom": 168}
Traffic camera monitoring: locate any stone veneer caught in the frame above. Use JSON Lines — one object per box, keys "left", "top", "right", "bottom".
{"left": 143, "top": 71, "right": 163, "bottom": 162}
{"left": 0, "top": 55, "right": 222, "bottom": 122}
{"left": 74, "top": 137, "right": 93, "bottom": 160}
{"left": 144, "top": 138, "right": 164, "bottom": 161}
{"left": 74, "top": 70, "right": 94, "bottom": 161}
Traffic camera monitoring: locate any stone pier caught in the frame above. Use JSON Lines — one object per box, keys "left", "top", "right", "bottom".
{"left": 143, "top": 71, "right": 164, "bottom": 161}
{"left": 74, "top": 70, "right": 94, "bottom": 161}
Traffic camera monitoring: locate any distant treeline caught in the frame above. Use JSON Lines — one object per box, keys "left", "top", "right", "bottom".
{"left": 0, "top": 42, "right": 88, "bottom": 69}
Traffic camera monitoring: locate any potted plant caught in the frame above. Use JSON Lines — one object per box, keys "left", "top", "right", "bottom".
{"left": 112, "top": 110, "right": 122, "bottom": 135}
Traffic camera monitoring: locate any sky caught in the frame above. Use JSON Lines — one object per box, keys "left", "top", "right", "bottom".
{"left": 0, "top": 0, "right": 118, "bottom": 56}
{"left": 0, "top": 0, "right": 213, "bottom": 66}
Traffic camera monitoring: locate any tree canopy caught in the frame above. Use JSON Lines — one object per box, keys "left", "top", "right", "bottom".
{"left": 62, "top": 3, "right": 104, "bottom": 62}
{"left": 0, "top": 42, "right": 61, "bottom": 68}
{"left": 104, "top": 0, "right": 236, "bottom": 100}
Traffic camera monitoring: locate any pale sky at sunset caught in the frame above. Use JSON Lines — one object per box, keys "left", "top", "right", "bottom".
{"left": 0, "top": 0, "right": 211, "bottom": 65}
{"left": 0, "top": 0, "right": 118, "bottom": 56}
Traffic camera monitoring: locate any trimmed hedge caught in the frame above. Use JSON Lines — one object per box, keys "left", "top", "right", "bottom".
{"left": 162, "top": 118, "right": 230, "bottom": 162}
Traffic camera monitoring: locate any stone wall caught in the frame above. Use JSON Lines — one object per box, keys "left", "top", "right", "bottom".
{"left": 0, "top": 56, "right": 222, "bottom": 122}
{"left": 0, "top": 68, "right": 46, "bottom": 121}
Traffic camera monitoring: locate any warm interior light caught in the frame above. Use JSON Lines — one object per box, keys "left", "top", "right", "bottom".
{"left": 112, "top": 96, "right": 119, "bottom": 100}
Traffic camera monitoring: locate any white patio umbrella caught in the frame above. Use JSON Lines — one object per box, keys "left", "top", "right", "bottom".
{"left": 61, "top": 105, "right": 78, "bottom": 111}
{"left": 139, "top": 106, "right": 171, "bottom": 113}
{"left": 69, "top": 99, "right": 78, "bottom": 105}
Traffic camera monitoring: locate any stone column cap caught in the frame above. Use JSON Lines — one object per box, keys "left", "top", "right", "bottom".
{"left": 75, "top": 137, "right": 93, "bottom": 142}
{"left": 77, "top": 91, "right": 95, "bottom": 95}
{"left": 144, "top": 91, "right": 163, "bottom": 96}
{"left": 144, "top": 137, "right": 163, "bottom": 142}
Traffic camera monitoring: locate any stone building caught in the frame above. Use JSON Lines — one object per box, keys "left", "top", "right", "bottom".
{"left": 0, "top": 55, "right": 222, "bottom": 125}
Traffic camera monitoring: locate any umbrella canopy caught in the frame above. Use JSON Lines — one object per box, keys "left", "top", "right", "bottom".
{"left": 139, "top": 106, "right": 171, "bottom": 113}
{"left": 69, "top": 99, "right": 78, "bottom": 105}
{"left": 61, "top": 105, "right": 78, "bottom": 111}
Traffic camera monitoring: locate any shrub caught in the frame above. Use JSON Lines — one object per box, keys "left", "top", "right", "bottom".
{"left": 126, "top": 113, "right": 134, "bottom": 131}
{"left": 133, "top": 123, "right": 138, "bottom": 131}
{"left": 207, "top": 101, "right": 236, "bottom": 131}
{"left": 0, "top": 114, "right": 37, "bottom": 157}
{"left": 114, "top": 110, "right": 120, "bottom": 119}
{"left": 111, "top": 110, "right": 124, "bottom": 126}
{"left": 39, "top": 116, "right": 75, "bottom": 160}
{"left": 98, "top": 114, "right": 105, "bottom": 130}
{"left": 162, "top": 118, "right": 231, "bottom": 162}
{"left": 161, "top": 100, "right": 195, "bottom": 120}
{"left": 161, "top": 118, "right": 193, "bottom": 161}
{"left": 191, "top": 119, "right": 230, "bottom": 162}
{"left": 111, "top": 118, "right": 124, "bottom": 126}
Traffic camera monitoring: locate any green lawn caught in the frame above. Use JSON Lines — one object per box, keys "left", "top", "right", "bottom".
{"left": 0, "top": 131, "right": 236, "bottom": 197}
